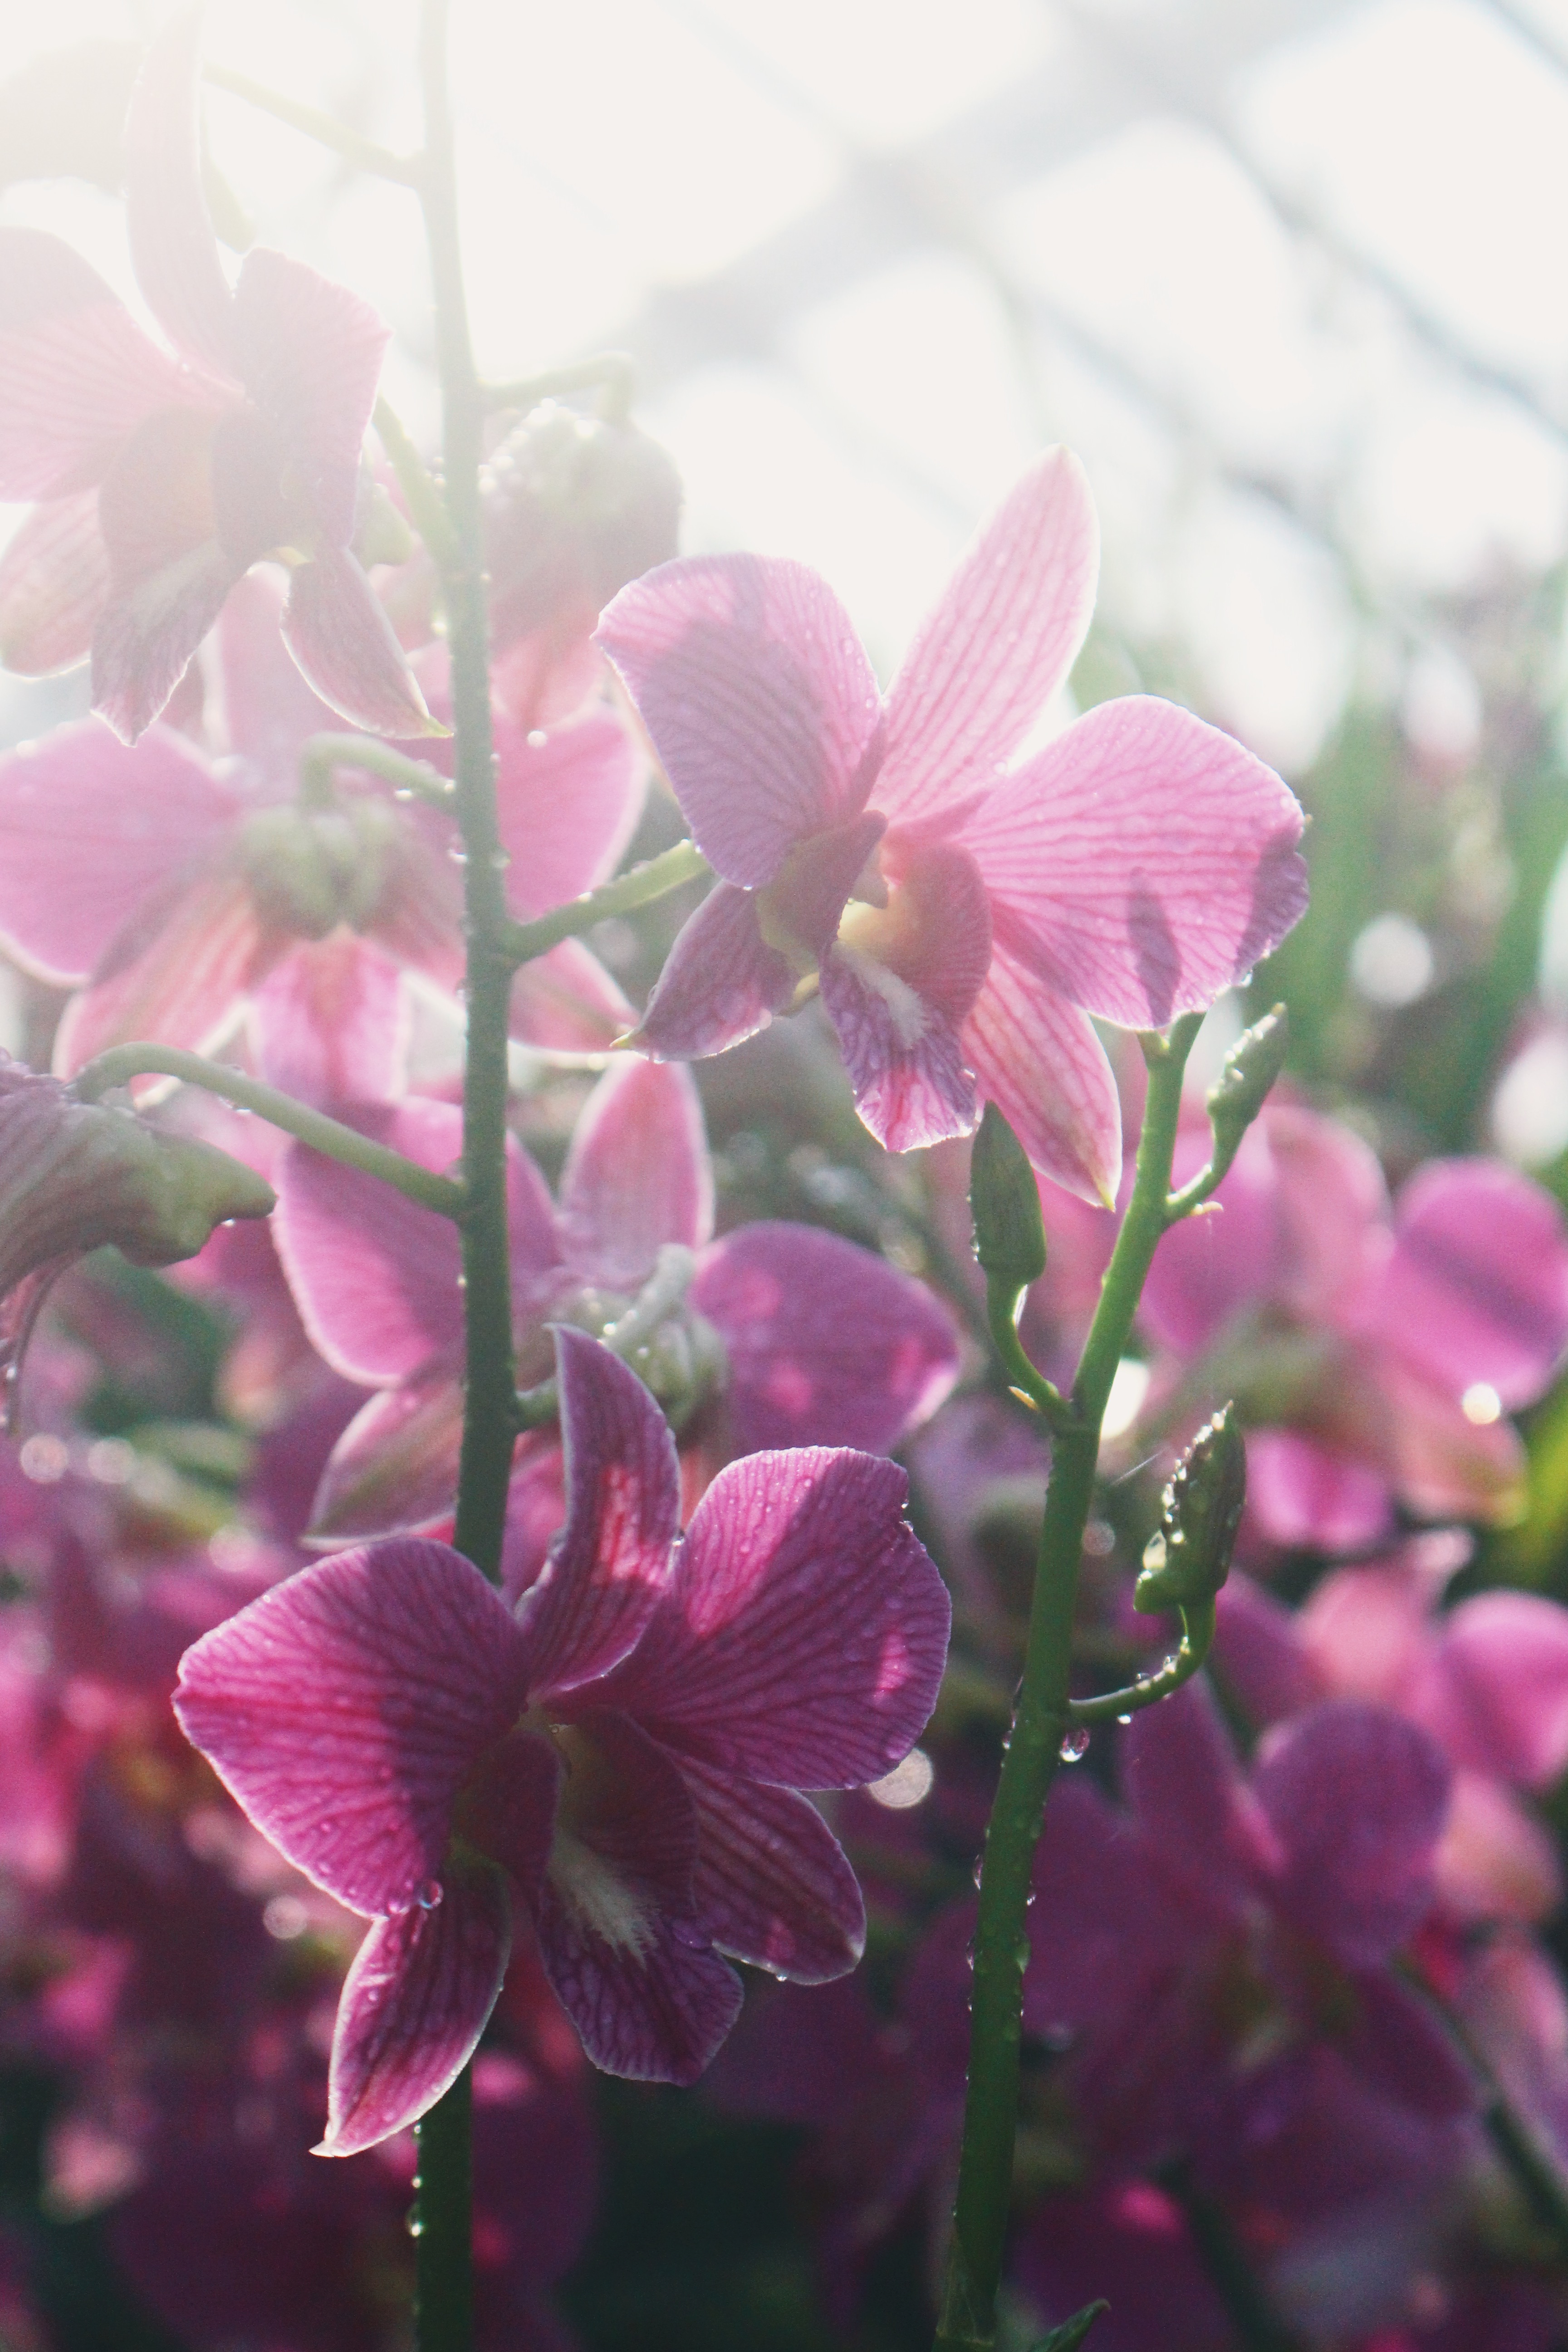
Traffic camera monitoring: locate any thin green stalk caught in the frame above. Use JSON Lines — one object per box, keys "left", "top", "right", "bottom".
{"left": 413, "top": 3, "right": 517, "bottom": 2339}
{"left": 1066, "top": 1597, "right": 1215, "bottom": 1725}
{"left": 483, "top": 352, "right": 635, "bottom": 419}
{"left": 374, "top": 396, "right": 463, "bottom": 573}
{"left": 299, "top": 733, "right": 454, "bottom": 809}
{"left": 69, "top": 1045, "right": 465, "bottom": 1220}
{"left": 935, "top": 1012, "right": 1204, "bottom": 2352}
{"left": 204, "top": 63, "right": 424, "bottom": 185}
{"left": 500, "top": 839, "right": 710, "bottom": 968}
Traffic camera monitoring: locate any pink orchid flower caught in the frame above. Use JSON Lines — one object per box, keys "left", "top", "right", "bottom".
{"left": 597, "top": 451, "right": 1308, "bottom": 1201}
{"left": 274, "top": 1055, "right": 961, "bottom": 1544}
{"left": 173, "top": 1328, "right": 951, "bottom": 2149}
{"left": 1141, "top": 1103, "right": 1568, "bottom": 1547}
{"left": 0, "top": 577, "right": 642, "bottom": 1083}
{"left": 0, "top": 9, "right": 432, "bottom": 743}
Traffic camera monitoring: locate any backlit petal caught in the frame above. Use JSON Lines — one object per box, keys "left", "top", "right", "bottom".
{"left": 0, "top": 494, "right": 108, "bottom": 676}
{"left": 680, "top": 1757, "right": 865, "bottom": 1983}
{"left": 820, "top": 946, "right": 978, "bottom": 1153}
{"left": 962, "top": 945, "right": 1122, "bottom": 1205}
{"left": 637, "top": 882, "right": 795, "bottom": 1061}
{"left": 558, "top": 1058, "right": 713, "bottom": 1292}
{"left": 123, "top": 6, "right": 237, "bottom": 379}
{"left": 231, "top": 248, "right": 387, "bottom": 545}
{"left": 510, "top": 938, "right": 636, "bottom": 1055}
{"left": 282, "top": 548, "right": 439, "bottom": 738}
{"left": 308, "top": 1371, "right": 465, "bottom": 1544}
{"left": 51, "top": 863, "right": 273, "bottom": 1078}
{"left": 1367, "top": 1158, "right": 1568, "bottom": 1410}
{"left": 495, "top": 707, "right": 645, "bottom": 917}
{"left": 250, "top": 936, "right": 407, "bottom": 1110}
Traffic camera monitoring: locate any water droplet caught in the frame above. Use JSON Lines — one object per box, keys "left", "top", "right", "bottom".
{"left": 526, "top": 728, "right": 548, "bottom": 749}
{"left": 407, "top": 2208, "right": 424, "bottom": 2238}
{"left": 416, "top": 1877, "right": 444, "bottom": 1911}
{"left": 1116, "top": 1713, "right": 1133, "bottom": 1727}
{"left": 1058, "top": 1726, "right": 1090, "bottom": 1764}
{"left": 489, "top": 848, "right": 511, "bottom": 873}
{"left": 971, "top": 1857, "right": 985, "bottom": 1888}
{"left": 447, "top": 846, "right": 468, "bottom": 866}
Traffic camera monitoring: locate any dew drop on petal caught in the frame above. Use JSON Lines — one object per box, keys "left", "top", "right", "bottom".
{"left": 416, "top": 1877, "right": 444, "bottom": 1911}
{"left": 1058, "top": 1727, "right": 1090, "bottom": 1764}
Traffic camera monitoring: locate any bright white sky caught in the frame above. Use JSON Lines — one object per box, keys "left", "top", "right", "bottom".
{"left": 4, "top": 0, "right": 1568, "bottom": 778}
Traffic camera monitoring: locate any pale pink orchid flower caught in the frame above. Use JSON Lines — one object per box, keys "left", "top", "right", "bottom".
{"left": 173, "top": 1328, "right": 951, "bottom": 2149}
{"left": 0, "top": 8, "right": 430, "bottom": 743}
{"left": 597, "top": 451, "right": 1308, "bottom": 1202}
{"left": 273, "top": 1055, "right": 962, "bottom": 1546}
{"left": 0, "top": 577, "right": 643, "bottom": 1084}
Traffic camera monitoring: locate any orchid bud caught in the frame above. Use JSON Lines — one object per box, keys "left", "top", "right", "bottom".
{"left": 0, "top": 1058, "right": 275, "bottom": 1421}
{"left": 240, "top": 799, "right": 401, "bottom": 940}
{"left": 483, "top": 401, "right": 682, "bottom": 649}
{"left": 1134, "top": 1404, "right": 1246, "bottom": 1613}
{"left": 1206, "top": 1004, "right": 1288, "bottom": 1178}
{"left": 970, "top": 1101, "right": 1047, "bottom": 1293}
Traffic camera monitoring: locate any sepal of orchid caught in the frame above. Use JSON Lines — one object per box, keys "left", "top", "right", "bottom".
{"left": 1204, "top": 1003, "right": 1288, "bottom": 1184}
{"left": 1134, "top": 1403, "right": 1246, "bottom": 1614}
{"left": 970, "top": 1099, "right": 1047, "bottom": 1294}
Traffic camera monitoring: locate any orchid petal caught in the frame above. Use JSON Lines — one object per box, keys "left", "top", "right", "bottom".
{"left": 690, "top": 1220, "right": 960, "bottom": 1455}
{"left": 216, "top": 571, "right": 341, "bottom": 788}
{"left": 319, "top": 1856, "right": 511, "bottom": 2155}
{"left": 456, "top": 1726, "right": 564, "bottom": 1904}
{"left": 517, "top": 1330, "right": 681, "bottom": 1698}
{"left": 1244, "top": 1428, "right": 1395, "bottom": 1554}
{"left": 1424, "top": 1592, "right": 1568, "bottom": 1791}
{"left": 308, "top": 1371, "right": 465, "bottom": 1544}
{"left": 1338, "top": 1969, "right": 1476, "bottom": 2121}
{"left": 1213, "top": 1574, "right": 1325, "bottom": 1730}
{"left": 174, "top": 1537, "right": 530, "bottom": 1916}
{"left": 557, "top": 1058, "right": 713, "bottom": 1292}
{"left": 1024, "top": 1776, "right": 1204, "bottom": 2041}
{"left": 0, "top": 720, "right": 237, "bottom": 985}
{"left": 1121, "top": 1678, "right": 1254, "bottom": 1919}
{"left": 495, "top": 707, "right": 645, "bottom": 917}
{"left": 230, "top": 248, "right": 388, "bottom": 545}
{"left": 282, "top": 548, "right": 439, "bottom": 738}
{"left": 963, "top": 945, "right": 1122, "bottom": 1205}
{"left": 91, "top": 504, "right": 240, "bottom": 744}
{"left": 637, "top": 882, "right": 795, "bottom": 1061}
{"left": 597, "top": 553, "right": 883, "bottom": 886}
{"left": 1368, "top": 1159, "right": 1568, "bottom": 1409}
{"left": 680, "top": 1755, "right": 865, "bottom": 1983}
{"left": 51, "top": 863, "right": 273, "bottom": 1078}
{"left": 122, "top": 6, "right": 237, "bottom": 379}
{"left": 877, "top": 448, "right": 1099, "bottom": 826}
{"left": 1435, "top": 1770, "right": 1562, "bottom": 1924}
{"left": 510, "top": 938, "right": 636, "bottom": 1055}
{"left": 1379, "top": 1358, "right": 1526, "bottom": 1526}
{"left": 250, "top": 936, "right": 407, "bottom": 1110}
{"left": 531, "top": 1709, "right": 741, "bottom": 2082}
{"left": 1254, "top": 1700, "right": 1450, "bottom": 1967}
{"left": 0, "top": 493, "right": 108, "bottom": 676}
{"left": 1140, "top": 1120, "right": 1285, "bottom": 1355}
{"left": 600, "top": 1448, "right": 949, "bottom": 1788}
{"left": 0, "top": 228, "right": 195, "bottom": 499}
{"left": 965, "top": 696, "right": 1308, "bottom": 1029}
{"left": 820, "top": 945, "right": 978, "bottom": 1152}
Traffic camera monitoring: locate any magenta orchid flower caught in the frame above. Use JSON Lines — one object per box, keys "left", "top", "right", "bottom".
{"left": 0, "top": 9, "right": 431, "bottom": 743}
{"left": 1141, "top": 1103, "right": 1568, "bottom": 1547}
{"left": 0, "top": 577, "right": 642, "bottom": 1082}
{"left": 273, "top": 1055, "right": 961, "bottom": 1544}
{"left": 597, "top": 451, "right": 1308, "bottom": 1202}
{"left": 173, "top": 1328, "right": 951, "bottom": 2149}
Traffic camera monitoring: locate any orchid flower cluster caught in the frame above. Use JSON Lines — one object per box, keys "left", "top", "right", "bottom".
{"left": 5, "top": 14, "right": 1568, "bottom": 2352}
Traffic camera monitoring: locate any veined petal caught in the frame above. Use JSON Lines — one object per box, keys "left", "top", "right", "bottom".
{"left": 495, "top": 707, "right": 645, "bottom": 917}
{"left": 962, "top": 945, "right": 1122, "bottom": 1205}
{"left": 173, "top": 1537, "right": 531, "bottom": 1916}
{"left": 597, "top": 553, "right": 883, "bottom": 886}
{"left": 92, "top": 532, "right": 240, "bottom": 745}
{"left": 680, "top": 1756, "right": 865, "bottom": 1983}
{"left": 282, "top": 548, "right": 440, "bottom": 738}
{"left": 531, "top": 1709, "right": 741, "bottom": 2083}
{"left": 1254, "top": 1700, "right": 1450, "bottom": 1967}
{"left": 51, "top": 863, "right": 274, "bottom": 1078}
{"left": 636, "top": 883, "right": 795, "bottom": 1062}
{"left": 0, "top": 494, "right": 109, "bottom": 676}
{"left": 510, "top": 938, "right": 636, "bottom": 1056}
{"left": 1244, "top": 1428, "right": 1394, "bottom": 1554}
{"left": 517, "top": 1330, "right": 681, "bottom": 1699}
{"left": 273, "top": 1100, "right": 468, "bottom": 1383}
{"left": 0, "top": 720, "right": 237, "bottom": 985}
{"left": 0, "top": 228, "right": 195, "bottom": 499}
{"left": 877, "top": 448, "right": 1099, "bottom": 826}
{"left": 250, "top": 936, "right": 407, "bottom": 1109}
{"left": 821, "top": 946, "right": 978, "bottom": 1153}
{"left": 599, "top": 1448, "right": 949, "bottom": 1788}
{"left": 308, "top": 1371, "right": 465, "bottom": 1544}
{"left": 319, "top": 1855, "right": 511, "bottom": 2155}
{"left": 123, "top": 5, "right": 237, "bottom": 380}
{"left": 965, "top": 696, "right": 1308, "bottom": 1029}
{"left": 217, "top": 570, "right": 342, "bottom": 789}
{"left": 691, "top": 1220, "right": 960, "bottom": 1455}
{"left": 557, "top": 1058, "right": 713, "bottom": 1292}
{"left": 231, "top": 248, "right": 388, "bottom": 545}
{"left": 1367, "top": 1159, "right": 1568, "bottom": 1410}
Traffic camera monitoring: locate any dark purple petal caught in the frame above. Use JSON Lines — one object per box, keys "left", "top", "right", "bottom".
{"left": 557, "top": 1058, "right": 713, "bottom": 1292}
{"left": 455, "top": 1726, "right": 564, "bottom": 1905}
{"left": 600, "top": 1448, "right": 950, "bottom": 1789}
{"left": 597, "top": 553, "right": 883, "bottom": 886}
{"left": 1120, "top": 1678, "right": 1254, "bottom": 1920}
{"left": 230, "top": 248, "right": 388, "bottom": 545}
{"left": 1336, "top": 1969, "right": 1475, "bottom": 2121}
{"left": 679, "top": 1754, "right": 865, "bottom": 1982}
{"left": 308, "top": 1371, "right": 465, "bottom": 1544}
{"left": 690, "top": 1220, "right": 960, "bottom": 1455}
{"left": 530, "top": 1709, "right": 742, "bottom": 2082}
{"left": 123, "top": 5, "right": 238, "bottom": 379}
{"left": 637, "top": 882, "right": 796, "bottom": 1061}
{"left": 1024, "top": 1776, "right": 1196, "bottom": 2041}
{"left": 517, "top": 1329, "right": 681, "bottom": 1699}
{"left": 173, "top": 1537, "right": 530, "bottom": 1916}
{"left": 1254, "top": 1700, "right": 1451, "bottom": 1966}
{"left": 319, "top": 1854, "right": 511, "bottom": 2155}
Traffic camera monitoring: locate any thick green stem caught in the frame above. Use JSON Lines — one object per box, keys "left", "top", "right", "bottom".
{"left": 414, "top": 1, "right": 516, "bottom": 2340}
{"left": 69, "top": 1046, "right": 465, "bottom": 1219}
{"left": 500, "top": 839, "right": 710, "bottom": 969}
{"left": 935, "top": 1013, "right": 1203, "bottom": 2352}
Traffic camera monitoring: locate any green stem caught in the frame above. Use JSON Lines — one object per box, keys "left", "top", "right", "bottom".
{"left": 1066, "top": 1598, "right": 1215, "bottom": 1725}
{"left": 299, "top": 733, "right": 453, "bottom": 809}
{"left": 985, "top": 1279, "right": 1078, "bottom": 1439}
{"left": 484, "top": 353, "right": 635, "bottom": 420}
{"left": 374, "top": 396, "right": 463, "bottom": 573}
{"left": 412, "top": 0, "right": 518, "bottom": 2339}
{"left": 500, "top": 840, "right": 710, "bottom": 969}
{"left": 69, "top": 1046, "right": 465, "bottom": 1220}
{"left": 204, "top": 63, "right": 424, "bottom": 185}
{"left": 935, "top": 1012, "right": 1204, "bottom": 2352}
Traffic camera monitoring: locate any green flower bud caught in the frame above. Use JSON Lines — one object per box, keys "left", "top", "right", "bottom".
{"left": 1206, "top": 1004, "right": 1288, "bottom": 1175}
{"left": 970, "top": 1101, "right": 1047, "bottom": 1292}
{"left": 240, "top": 798, "right": 402, "bottom": 941}
{"left": 1134, "top": 1404, "right": 1246, "bottom": 1613}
